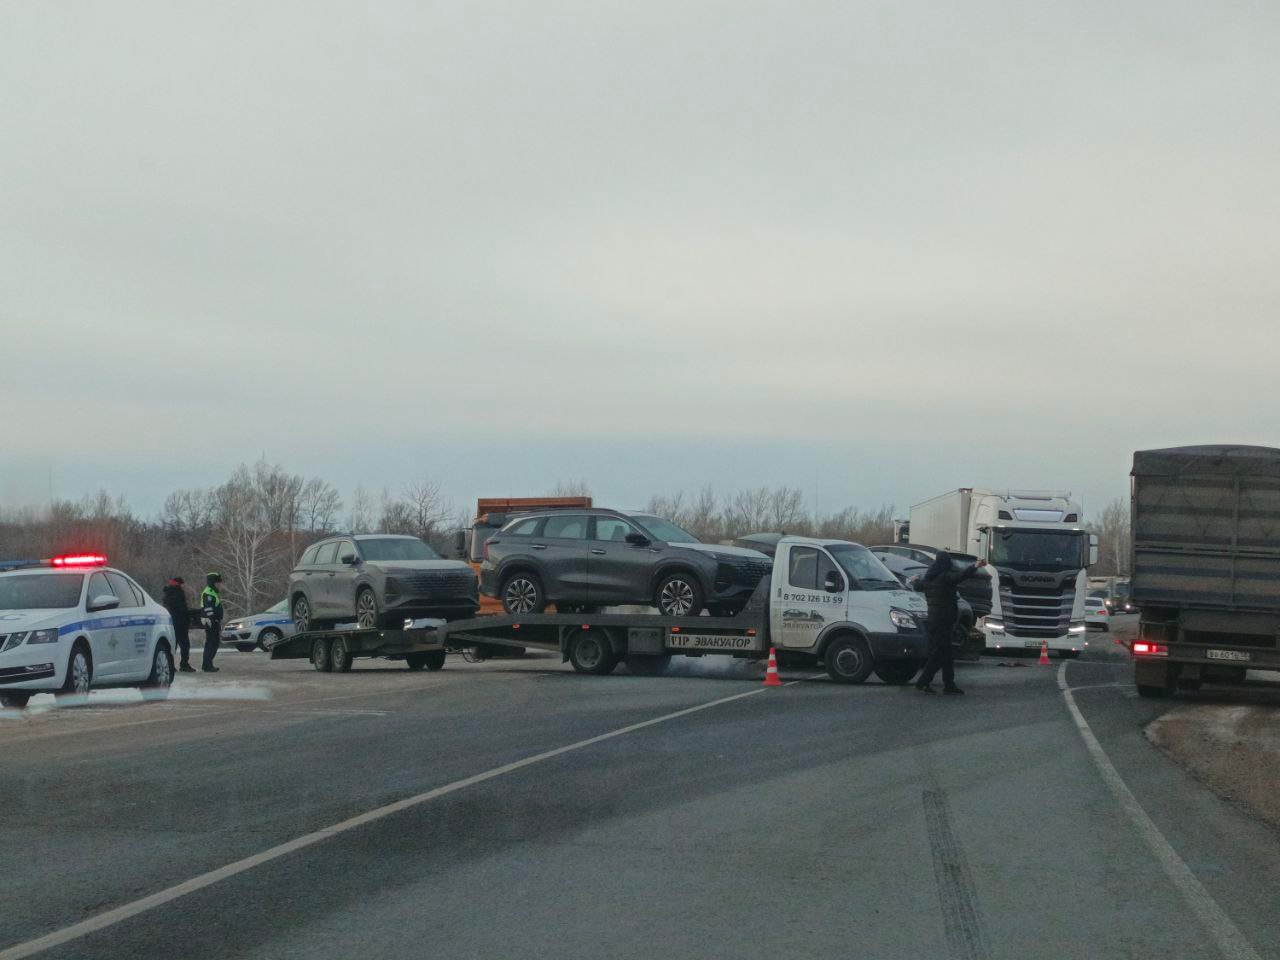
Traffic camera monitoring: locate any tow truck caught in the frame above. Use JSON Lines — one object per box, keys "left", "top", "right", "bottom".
{"left": 435, "top": 534, "right": 933, "bottom": 683}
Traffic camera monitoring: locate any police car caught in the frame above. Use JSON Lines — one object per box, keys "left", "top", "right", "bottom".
{"left": 0, "top": 554, "right": 175, "bottom": 709}
{"left": 222, "top": 599, "right": 295, "bottom": 652}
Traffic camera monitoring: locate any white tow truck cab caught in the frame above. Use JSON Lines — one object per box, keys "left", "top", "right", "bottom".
{"left": 441, "top": 536, "right": 933, "bottom": 684}
{"left": 909, "top": 489, "right": 1099, "bottom": 657}
{"left": 0, "top": 554, "right": 176, "bottom": 709}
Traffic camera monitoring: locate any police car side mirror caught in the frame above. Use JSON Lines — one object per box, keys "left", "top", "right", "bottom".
{"left": 88, "top": 594, "right": 120, "bottom": 613}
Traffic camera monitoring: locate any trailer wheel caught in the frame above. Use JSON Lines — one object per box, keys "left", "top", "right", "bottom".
{"left": 331, "top": 636, "right": 353, "bottom": 673}
{"left": 626, "top": 655, "right": 671, "bottom": 677}
{"left": 311, "top": 638, "right": 332, "bottom": 672}
{"left": 873, "top": 659, "right": 919, "bottom": 685}
{"left": 824, "top": 634, "right": 874, "bottom": 684}
{"left": 568, "top": 630, "right": 618, "bottom": 675}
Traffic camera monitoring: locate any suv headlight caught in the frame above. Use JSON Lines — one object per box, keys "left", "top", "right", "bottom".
{"left": 889, "top": 609, "right": 918, "bottom": 630}
{"left": 27, "top": 629, "right": 60, "bottom": 645}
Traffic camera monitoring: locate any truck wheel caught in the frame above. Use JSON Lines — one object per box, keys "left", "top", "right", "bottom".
{"left": 626, "top": 655, "right": 671, "bottom": 676}
{"left": 568, "top": 630, "right": 618, "bottom": 675}
{"left": 311, "top": 638, "right": 332, "bottom": 672}
{"left": 331, "top": 636, "right": 353, "bottom": 673}
{"left": 1, "top": 692, "right": 32, "bottom": 709}
{"left": 419, "top": 650, "right": 447, "bottom": 671}
{"left": 293, "top": 595, "right": 313, "bottom": 633}
{"left": 501, "top": 573, "right": 546, "bottom": 615}
{"left": 873, "top": 659, "right": 919, "bottom": 685}
{"left": 655, "top": 572, "right": 704, "bottom": 617}
{"left": 824, "top": 635, "right": 874, "bottom": 684}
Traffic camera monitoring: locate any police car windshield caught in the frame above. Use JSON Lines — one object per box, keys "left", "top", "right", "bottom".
{"left": 358, "top": 538, "right": 440, "bottom": 561}
{"left": 0, "top": 573, "right": 84, "bottom": 609}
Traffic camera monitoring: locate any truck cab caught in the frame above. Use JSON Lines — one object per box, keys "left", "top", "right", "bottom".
{"left": 767, "top": 537, "right": 930, "bottom": 682}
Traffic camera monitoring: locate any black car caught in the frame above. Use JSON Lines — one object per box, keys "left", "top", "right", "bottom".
{"left": 288, "top": 535, "right": 479, "bottom": 631}
{"left": 479, "top": 509, "right": 772, "bottom": 617}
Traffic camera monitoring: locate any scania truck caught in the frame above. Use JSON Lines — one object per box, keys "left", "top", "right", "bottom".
{"left": 909, "top": 489, "right": 1098, "bottom": 656}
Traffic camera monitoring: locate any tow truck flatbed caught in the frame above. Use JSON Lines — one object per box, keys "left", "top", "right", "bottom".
{"left": 270, "top": 623, "right": 448, "bottom": 673}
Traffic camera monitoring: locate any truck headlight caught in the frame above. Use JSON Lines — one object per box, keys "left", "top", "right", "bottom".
{"left": 27, "top": 629, "right": 60, "bottom": 644}
{"left": 1068, "top": 623, "right": 1087, "bottom": 634}
{"left": 984, "top": 619, "right": 1004, "bottom": 633}
{"left": 889, "top": 609, "right": 918, "bottom": 630}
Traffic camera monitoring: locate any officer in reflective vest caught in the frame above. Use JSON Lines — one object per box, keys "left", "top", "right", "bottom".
{"left": 200, "top": 573, "right": 225, "bottom": 673}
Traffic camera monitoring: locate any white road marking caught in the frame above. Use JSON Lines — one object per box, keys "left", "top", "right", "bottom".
{"left": 1057, "top": 663, "right": 1262, "bottom": 960}
{"left": 0, "top": 680, "right": 796, "bottom": 959}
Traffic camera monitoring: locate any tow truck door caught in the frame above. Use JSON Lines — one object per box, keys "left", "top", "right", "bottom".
{"left": 771, "top": 543, "right": 847, "bottom": 650}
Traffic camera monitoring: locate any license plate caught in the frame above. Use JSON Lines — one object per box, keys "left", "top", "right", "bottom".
{"left": 1023, "top": 641, "right": 1042, "bottom": 649}
{"left": 1205, "top": 649, "right": 1251, "bottom": 662}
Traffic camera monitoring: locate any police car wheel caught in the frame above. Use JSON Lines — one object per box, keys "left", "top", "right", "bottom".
{"left": 258, "top": 628, "right": 282, "bottom": 652}
{"left": 235, "top": 643, "right": 256, "bottom": 653}
{"left": 0, "top": 692, "right": 31, "bottom": 709}
{"left": 60, "top": 645, "right": 93, "bottom": 696}
{"left": 142, "top": 644, "right": 174, "bottom": 691}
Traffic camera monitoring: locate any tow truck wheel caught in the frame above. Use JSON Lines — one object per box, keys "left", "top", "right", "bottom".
{"left": 873, "top": 659, "right": 919, "bottom": 685}
{"left": 421, "top": 651, "right": 446, "bottom": 671}
{"left": 501, "top": 573, "right": 546, "bottom": 615}
{"left": 331, "top": 636, "right": 353, "bottom": 673}
{"left": 310, "top": 638, "right": 332, "bottom": 672}
{"left": 626, "top": 655, "right": 671, "bottom": 676}
{"left": 655, "top": 572, "right": 704, "bottom": 618}
{"left": 1, "top": 693, "right": 31, "bottom": 709}
{"left": 824, "top": 634, "right": 874, "bottom": 684}
{"left": 568, "top": 630, "right": 618, "bottom": 675}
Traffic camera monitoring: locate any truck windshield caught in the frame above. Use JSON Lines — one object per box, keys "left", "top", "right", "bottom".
{"left": 357, "top": 538, "right": 441, "bottom": 561}
{"left": 632, "top": 516, "right": 700, "bottom": 544}
{"left": 989, "top": 530, "right": 1086, "bottom": 570}
{"left": 0, "top": 573, "right": 84, "bottom": 609}
{"left": 828, "top": 544, "right": 902, "bottom": 589}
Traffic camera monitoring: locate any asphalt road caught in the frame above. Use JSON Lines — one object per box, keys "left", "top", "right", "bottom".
{"left": 2, "top": 640, "right": 1278, "bottom": 960}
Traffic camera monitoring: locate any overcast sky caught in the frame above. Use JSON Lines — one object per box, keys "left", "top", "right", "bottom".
{"left": 2, "top": 0, "right": 1277, "bottom": 522}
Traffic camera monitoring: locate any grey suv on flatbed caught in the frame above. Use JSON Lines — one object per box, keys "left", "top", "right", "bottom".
{"left": 479, "top": 509, "right": 772, "bottom": 617}
{"left": 289, "top": 535, "right": 478, "bottom": 631}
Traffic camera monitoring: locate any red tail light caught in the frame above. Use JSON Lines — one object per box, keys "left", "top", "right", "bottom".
{"left": 1132, "top": 641, "right": 1168, "bottom": 657}
{"left": 51, "top": 554, "right": 107, "bottom": 567}
{"left": 482, "top": 538, "right": 492, "bottom": 561}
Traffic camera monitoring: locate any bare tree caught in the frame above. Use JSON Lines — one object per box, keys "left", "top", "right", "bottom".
{"left": 1093, "top": 498, "right": 1131, "bottom": 576}
{"left": 348, "top": 485, "right": 374, "bottom": 533}
{"left": 766, "top": 486, "right": 808, "bottom": 532}
{"left": 200, "top": 465, "right": 284, "bottom": 616}
{"left": 298, "top": 478, "right": 342, "bottom": 534}
{"left": 550, "top": 478, "right": 592, "bottom": 498}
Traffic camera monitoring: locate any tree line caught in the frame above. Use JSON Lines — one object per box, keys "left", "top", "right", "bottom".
{"left": 0, "top": 461, "right": 1131, "bottom": 617}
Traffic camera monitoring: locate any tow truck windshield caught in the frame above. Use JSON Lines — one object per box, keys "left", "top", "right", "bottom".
{"left": 989, "top": 530, "right": 1087, "bottom": 570}
{"left": 359, "top": 538, "right": 441, "bottom": 561}
{"left": 828, "top": 544, "right": 901, "bottom": 590}
{"left": 0, "top": 572, "right": 84, "bottom": 609}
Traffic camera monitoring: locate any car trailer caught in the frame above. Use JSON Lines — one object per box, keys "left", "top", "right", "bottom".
{"left": 269, "top": 622, "right": 449, "bottom": 673}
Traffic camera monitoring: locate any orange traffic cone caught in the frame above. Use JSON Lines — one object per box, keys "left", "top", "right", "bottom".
{"left": 763, "top": 647, "right": 783, "bottom": 687}
{"left": 1038, "top": 640, "right": 1050, "bottom": 665}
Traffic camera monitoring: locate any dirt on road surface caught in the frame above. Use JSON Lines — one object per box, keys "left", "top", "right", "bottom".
{"left": 1147, "top": 682, "right": 1280, "bottom": 830}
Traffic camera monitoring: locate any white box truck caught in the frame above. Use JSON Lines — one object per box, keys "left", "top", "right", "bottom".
{"left": 909, "top": 489, "right": 1098, "bottom": 656}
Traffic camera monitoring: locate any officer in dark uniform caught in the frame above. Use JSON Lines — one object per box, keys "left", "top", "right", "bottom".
{"left": 915, "top": 551, "right": 987, "bottom": 695}
{"left": 161, "top": 576, "right": 194, "bottom": 672}
{"left": 200, "top": 573, "right": 225, "bottom": 673}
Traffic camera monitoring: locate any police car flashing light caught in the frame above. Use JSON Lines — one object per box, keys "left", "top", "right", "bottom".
{"left": 0, "top": 554, "right": 176, "bottom": 709}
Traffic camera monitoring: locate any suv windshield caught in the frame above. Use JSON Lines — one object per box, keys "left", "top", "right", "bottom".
{"left": 631, "top": 515, "right": 700, "bottom": 544}
{"left": 0, "top": 573, "right": 84, "bottom": 610}
{"left": 828, "top": 544, "right": 901, "bottom": 590}
{"left": 989, "top": 530, "right": 1087, "bottom": 570}
{"left": 357, "top": 538, "right": 441, "bottom": 561}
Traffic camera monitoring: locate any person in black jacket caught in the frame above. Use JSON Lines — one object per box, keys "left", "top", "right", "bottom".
{"left": 161, "top": 577, "right": 194, "bottom": 672}
{"left": 915, "top": 551, "right": 987, "bottom": 695}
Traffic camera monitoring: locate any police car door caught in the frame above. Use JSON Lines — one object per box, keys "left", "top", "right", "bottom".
{"left": 84, "top": 571, "right": 126, "bottom": 678}
{"left": 773, "top": 544, "right": 847, "bottom": 651}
